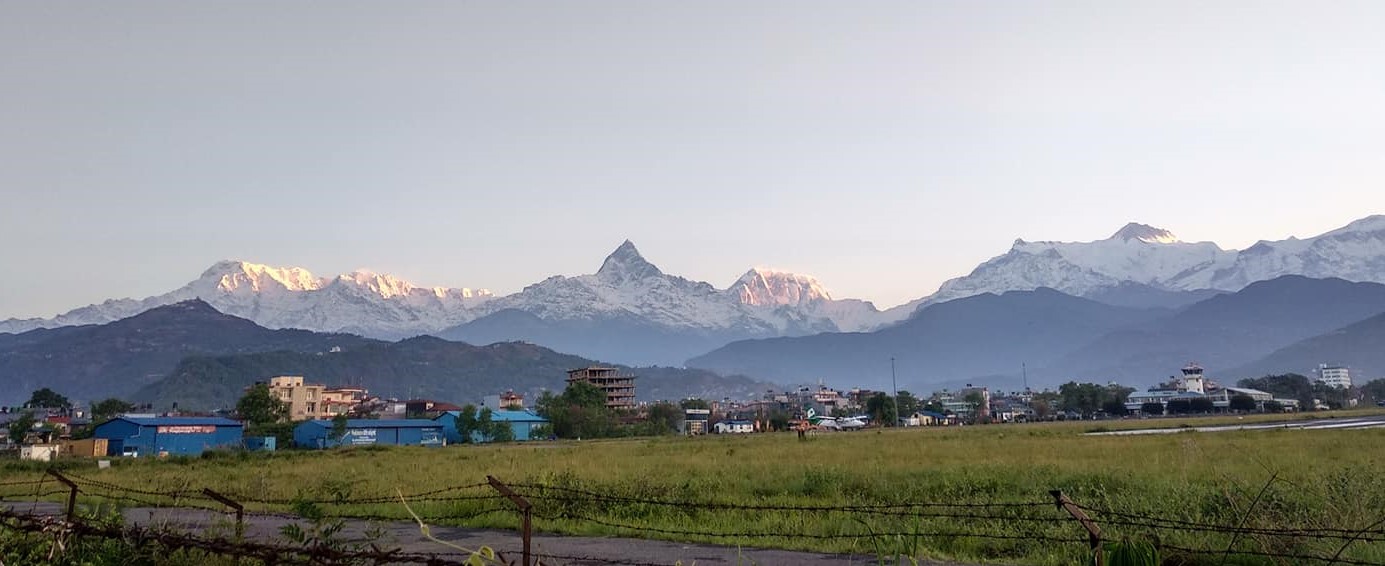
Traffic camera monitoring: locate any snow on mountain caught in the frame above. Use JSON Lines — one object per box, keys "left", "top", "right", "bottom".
{"left": 1, "top": 242, "right": 888, "bottom": 341}
{"left": 475, "top": 241, "right": 884, "bottom": 334}
{"left": 0, "top": 261, "right": 493, "bottom": 338}
{"left": 908, "top": 215, "right": 1385, "bottom": 312}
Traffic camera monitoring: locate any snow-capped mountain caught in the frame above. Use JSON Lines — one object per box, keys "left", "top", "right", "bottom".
{"left": 0, "top": 242, "right": 890, "bottom": 348}
{"left": 458, "top": 241, "right": 883, "bottom": 334}
{"left": 904, "top": 215, "right": 1385, "bottom": 312}
{"left": 435, "top": 241, "right": 894, "bottom": 365}
{"left": 0, "top": 261, "right": 494, "bottom": 338}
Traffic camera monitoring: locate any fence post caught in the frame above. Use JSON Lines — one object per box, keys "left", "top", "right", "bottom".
{"left": 487, "top": 475, "right": 532, "bottom": 566}
{"left": 46, "top": 468, "right": 79, "bottom": 522}
{"left": 202, "top": 488, "right": 245, "bottom": 539}
{"left": 1051, "top": 490, "right": 1102, "bottom": 566}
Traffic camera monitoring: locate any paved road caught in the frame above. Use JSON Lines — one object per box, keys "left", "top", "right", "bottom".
{"left": 1087, "top": 414, "right": 1385, "bottom": 436}
{"left": 5, "top": 501, "right": 982, "bottom": 566}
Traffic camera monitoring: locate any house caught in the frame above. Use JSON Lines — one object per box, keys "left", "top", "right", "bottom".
{"left": 404, "top": 399, "right": 464, "bottom": 417}
{"left": 293, "top": 419, "right": 444, "bottom": 449}
{"left": 93, "top": 417, "right": 244, "bottom": 457}
{"left": 713, "top": 420, "right": 754, "bottom": 434}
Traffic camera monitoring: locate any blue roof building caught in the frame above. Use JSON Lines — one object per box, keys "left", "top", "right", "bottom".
{"left": 435, "top": 409, "right": 549, "bottom": 443}
{"left": 93, "top": 417, "right": 244, "bottom": 457}
{"left": 293, "top": 419, "right": 444, "bottom": 449}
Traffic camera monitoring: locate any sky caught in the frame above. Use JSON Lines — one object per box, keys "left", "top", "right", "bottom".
{"left": 3, "top": 1, "right": 1384, "bottom": 319}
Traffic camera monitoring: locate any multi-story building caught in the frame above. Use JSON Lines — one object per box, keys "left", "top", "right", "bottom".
{"left": 1317, "top": 364, "right": 1352, "bottom": 389}
{"left": 321, "top": 386, "right": 369, "bottom": 416}
{"left": 566, "top": 367, "right": 636, "bottom": 409}
{"left": 264, "top": 376, "right": 327, "bottom": 421}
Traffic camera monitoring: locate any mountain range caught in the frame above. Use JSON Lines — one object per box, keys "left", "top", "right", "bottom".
{"left": 690, "top": 275, "right": 1385, "bottom": 391}
{"left": 3, "top": 214, "right": 1384, "bottom": 372}
{"left": 0, "top": 300, "right": 775, "bottom": 409}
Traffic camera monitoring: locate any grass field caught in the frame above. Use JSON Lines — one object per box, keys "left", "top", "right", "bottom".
{"left": 4, "top": 410, "right": 1385, "bottom": 565}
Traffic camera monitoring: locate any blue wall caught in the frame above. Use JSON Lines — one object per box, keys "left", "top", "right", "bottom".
{"left": 435, "top": 410, "right": 548, "bottom": 443}
{"left": 294, "top": 420, "right": 444, "bottom": 449}
{"left": 93, "top": 418, "right": 243, "bottom": 457}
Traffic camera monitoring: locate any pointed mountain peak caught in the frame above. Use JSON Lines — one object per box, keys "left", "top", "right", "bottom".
{"left": 596, "top": 240, "right": 664, "bottom": 282}
{"left": 1109, "top": 223, "right": 1180, "bottom": 244}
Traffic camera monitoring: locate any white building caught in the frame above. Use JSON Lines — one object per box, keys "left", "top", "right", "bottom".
{"left": 1317, "top": 364, "right": 1352, "bottom": 389}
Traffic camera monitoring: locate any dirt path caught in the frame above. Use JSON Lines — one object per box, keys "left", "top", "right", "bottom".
{"left": 6, "top": 502, "right": 985, "bottom": 565}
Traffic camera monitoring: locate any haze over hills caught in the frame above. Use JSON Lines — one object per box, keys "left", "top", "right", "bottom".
{"left": 0, "top": 300, "right": 776, "bottom": 409}
{"left": 1227, "top": 312, "right": 1385, "bottom": 383}
{"left": 1048, "top": 276, "right": 1385, "bottom": 383}
{"left": 688, "top": 288, "right": 1164, "bottom": 388}
{"left": 692, "top": 275, "right": 1385, "bottom": 392}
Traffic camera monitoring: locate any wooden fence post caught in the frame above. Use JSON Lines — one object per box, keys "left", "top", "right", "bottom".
{"left": 1051, "top": 490, "right": 1103, "bottom": 566}
{"left": 487, "top": 475, "right": 533, "bottom": 566}
{"left": 202, "top": 488, "right": 245, "bottom": 539}
{"left": 46, "top": 469, "right": 79, "bottom": 523}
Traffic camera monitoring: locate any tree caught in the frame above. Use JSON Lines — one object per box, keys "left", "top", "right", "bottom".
{"left": 643, "top": 402, "right": 683, "bottom": 435}
{"left": 678, "top": 398, "right": 710, "bottom": 410}
{"left": 237, "top": 383, "right": 287, "bottom": 427}
{"left": 1166, "top": 398, "right": 1193, "bottom": 415}
{"left": 767, "top": 410, "right": 790, "bottom": 432}
{"left": 895, "top": 391, "right": 920, "bottom": 416}
{"left": 1360, "top": 379, "right": 1385, "bottom": 405}
{"left": 26, "top": 388, "right": 71, "bottom": 410}
{"left": 90, "top": 398, "right": 135, "bottom": 425}
{"left": 962, "top": 391, "right": 986, "bottom": 422}
{"left": 1228, "top": 394, "right": 1257, "bottom": 413}
{"left": 1140, "top": 402, "right": 1164, "bottom": 416}
{"left": 866, "top": 392, "right": 898, "bottom": 426}
{"left": 1102, "top": 399, "right": 1128, "bottom": 416}
{"left": 1189, "top": 398, "right": 1215, "bottom": 413}
{"left": 1263, "top": 400, "right": 1285, "bottom": 413}
{"left": 1239, "top": 374, "right": 1315, "bottom": 408}
{"left": 7, "top": 412, "right": 36, "bottom": 446}
{"left": 536, "top": 381, "right": 616, "bottom": 439}
{"left": 330, "top": 413, "right": 350, "bottom": 444}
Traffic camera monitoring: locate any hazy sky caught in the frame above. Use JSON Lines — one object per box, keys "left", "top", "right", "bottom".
{"left": 3, "top": 1, "right": 1384, "bottom": 319}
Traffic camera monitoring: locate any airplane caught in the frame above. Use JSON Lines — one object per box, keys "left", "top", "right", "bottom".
{"left": 805, "top": 408, "right": 867, "bottom": 430}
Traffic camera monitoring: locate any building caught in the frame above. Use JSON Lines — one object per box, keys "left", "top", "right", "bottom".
{"left": 20, "top": 445, "right": 58, "bottom": 462}
{"left": 321, "top": 386, "right": 369, "bottom": 416}
{"left": 404, "top": 399, "right": 464, "bottom": 417}
{"left": 713, "top": 420, "right": 754, "bottom": 434}
{"left": 683, "top": 408, "right": 710, "bottom": 435}
{"left": 293, "top": 419, "right": 444, "bottom": 449}
{"left": 94, "top": 417, "right": 244, "bottom": 457}
{"left": 1317, "top": 364, "right": 1352, "bottom": 389}
{"left": 261, "top": 376, "right": 328, "bottom": 421}
{"left": 483, "top": 391, "right": 526, "bottom": 410}
{"left": 566, "top": 367, "right": 636, "bottom": 409}
{"left": 435, "top": 409, "right": 550, "bottom": 443}
{"left": 58, "top": 438, "right": 109, "bottom": 458}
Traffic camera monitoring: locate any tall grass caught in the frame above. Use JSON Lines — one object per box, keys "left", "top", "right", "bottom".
{"left": 3, "top": 414, "right": 1383, "bottom": 565}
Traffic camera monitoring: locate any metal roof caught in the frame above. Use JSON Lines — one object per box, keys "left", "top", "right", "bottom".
{"left": 117, "top": 417, "right": 242, "bottom": 427}
{"left": 300, "top": 419, "right": 441, "bottom": 429}
{"left": 434, "top": 410, "right": 548, "bottom": 423}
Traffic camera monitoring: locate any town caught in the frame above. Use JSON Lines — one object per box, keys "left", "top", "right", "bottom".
{"left": 1, "top": 361, "right": 1374, "bottom": 461}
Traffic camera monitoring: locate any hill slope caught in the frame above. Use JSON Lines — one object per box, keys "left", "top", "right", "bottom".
{"left": 1050, "top": 276, "right": 1385, "bottom": 383}
{"left": 1226, "top": 313, "right": 1385, "bottom": 382}
{"left": 133, "top": 337, "right": 776, "bottom": 410}
{"left": 688, "top": 288, "right": 1162, "bottom": 390}
{"left": 0, "top": 300, "right": 373, "bottom": 405}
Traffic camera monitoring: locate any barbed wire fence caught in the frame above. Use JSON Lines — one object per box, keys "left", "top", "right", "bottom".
{"left": 0, "top": 469, "right": 1382, "bottom": 565}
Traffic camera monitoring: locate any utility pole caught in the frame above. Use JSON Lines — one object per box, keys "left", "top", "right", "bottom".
{"left": 891, "top": 357, "right": 900, "bottom": 427}
{"left": 1023, "top": 362, "right": 1029, "bottom": 391}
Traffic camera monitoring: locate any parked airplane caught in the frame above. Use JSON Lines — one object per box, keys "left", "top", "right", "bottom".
{"left": 806, "top": 408, "right": 867, "bottom": 430}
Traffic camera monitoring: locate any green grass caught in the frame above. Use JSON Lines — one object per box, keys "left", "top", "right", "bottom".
{"left": 3, "top": 412, "right": 1384, "bottom": 565}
